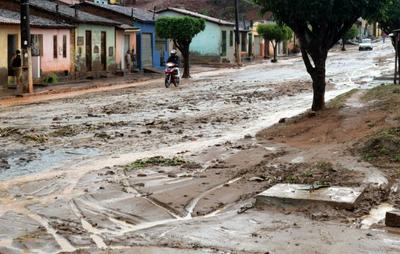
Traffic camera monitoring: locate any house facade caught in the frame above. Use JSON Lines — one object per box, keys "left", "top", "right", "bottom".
{"left": 0, "top": 8, "right": 72, "bottom": 87}
{"left": 25, "top": 0, "right": 121, "bottom": 77}
{"left": 77, "top": 2, "right": 168, "bottom": 70}
{"left": 157, "top": 8, "right": 237, "bottom": 64}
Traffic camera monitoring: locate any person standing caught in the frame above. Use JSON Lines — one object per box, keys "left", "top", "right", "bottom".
{"left": 130, "top": 48, "right": 136, "bottom": 71}
{"left": 125, "top": 50, "right": 131, "bottom": 73}
{"left": 11, "top": 50, "right": 23, "bottom": 95}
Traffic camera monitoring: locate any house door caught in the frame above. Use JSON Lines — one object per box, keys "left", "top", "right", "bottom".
{"left": 7, "top": 34, "right": 17, "bottom": 76}
{"left": 85, "top": 31, "right": 92, "bottom": 71}
{"left": 101, "top": 31, "right": 107, "bottom": 71}
{"left": 141, "top": 33, "right": 153, "bottom": 67}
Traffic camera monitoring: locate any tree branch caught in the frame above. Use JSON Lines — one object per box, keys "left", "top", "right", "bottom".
{"left": 301, "top": 47, "right": 315, "bottom": 74}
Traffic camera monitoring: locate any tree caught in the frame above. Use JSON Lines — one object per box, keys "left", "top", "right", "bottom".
{"left": 254, "top": 0, "right": 389, "bottom": 111}
{"left": 257, "top": 23, "right": 292, "bottom": 62}
{"left": 341, "top": 25, "right": 359, "bottom": 51}
{"left": 156, "top": 17, "right": 205, "bottom": 78}
{"left": 377, "top": 0, "right": 400, "bottom": 35}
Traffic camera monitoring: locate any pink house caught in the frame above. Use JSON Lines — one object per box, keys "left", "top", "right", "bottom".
{"left": 31, "top": 27, "right": 73, "bottom": 78}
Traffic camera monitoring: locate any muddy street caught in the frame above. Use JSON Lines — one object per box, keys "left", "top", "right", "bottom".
{"left": 0, "top": 44, "right": 399, "bottom": 254}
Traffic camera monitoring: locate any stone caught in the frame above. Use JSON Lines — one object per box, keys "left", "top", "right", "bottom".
{"left": 244, "top": 134, "right": 253, "bottom": 139}
{"left": 385, "top": 210, "right": 400, "bottom": 227}
{"left": 278, "top": 118, "right": 286, "bottom": 123}
{"left": 256, "top": 184, "right": 365, "bottom": 209}
{"left": 249, "top": 177, "right": 265, "bottom": 182}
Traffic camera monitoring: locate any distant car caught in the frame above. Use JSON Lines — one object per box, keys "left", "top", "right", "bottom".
{"left": 359, "top": 39, "right": 373, "bottom": 51}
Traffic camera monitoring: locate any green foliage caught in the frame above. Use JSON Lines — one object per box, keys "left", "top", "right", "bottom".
{"left": 43, "top": 73, "right": 58, "bottom": 84}
{"left": 253, "top": 0, "right": 389, "bottom": 49}
{"left": 257, "top": 23, "right": 292, "bottom": 43}
{"left": 156, "top": 17, "right": 205, "bottom": 42}
{"left": 343, "top": 25, "right": 359, "bottom": 40}
{"left": 373, "top": 0, "right": 400, "bottom": 34}
{"left": 125, "top": 156, "right": 187, "bottom": 170}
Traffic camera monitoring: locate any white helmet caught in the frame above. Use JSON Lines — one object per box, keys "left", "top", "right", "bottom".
{"left": 171, "top": 49, "right": 177, "bottom": 55}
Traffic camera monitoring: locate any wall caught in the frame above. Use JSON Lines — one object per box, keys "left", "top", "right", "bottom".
{"left": 116, "top": 29, "right": 137, "bottom": 69}
{"left": 75, "top": 24, "right": 116, "bottom": 73}
{"left": 135, "top": 21, "right": 168, "bottom": 69}
{"left": 158, "top": 11, "right": 236, "bottom": 63}
{"left": 0, "top": 25, "right": 20, "bottom": 87}
{"left": 31, "top": 28, "right": 71, "bottom": 74}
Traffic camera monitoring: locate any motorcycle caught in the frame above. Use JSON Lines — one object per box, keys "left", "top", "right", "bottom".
{"left": 164, "top": 62, "right": 180, "bottom": 88}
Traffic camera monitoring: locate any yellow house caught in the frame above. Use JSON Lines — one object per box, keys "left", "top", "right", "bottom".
{"left": 0, "top": 22, "right": 21, "bottom": 88}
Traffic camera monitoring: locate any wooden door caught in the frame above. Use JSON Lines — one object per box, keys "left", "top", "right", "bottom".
{"left": 101, "top": 31, "right": 107, "bottom": 71}
{"left": 85, "top": 30, "right": 92, "bottom": 71}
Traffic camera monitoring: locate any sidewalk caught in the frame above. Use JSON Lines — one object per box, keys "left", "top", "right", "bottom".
{"left": 0, "top": 72, "right": 161, "bottom": 101}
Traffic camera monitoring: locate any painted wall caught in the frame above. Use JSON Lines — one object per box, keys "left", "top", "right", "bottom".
{"left": 0, "top": 25, "right": 20, "bottom": 87}
{"left": 31, "top": 28, "right": 71, "bottom": 74}
{"left": 116, "top": 30, "right": 137, "bottom": 70}
{"left": 158, "top": 11, "right": 236, "bottom": 63}
{"left": 75, "top": 24, "right": 116, "bottom": 72}
{"left": 135, "top": 21, "right": 168, "bottom": 70}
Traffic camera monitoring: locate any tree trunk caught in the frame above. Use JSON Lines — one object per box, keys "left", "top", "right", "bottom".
{"left": 342, "top": 39, "right": 346, "bottom": 51}
{"left": 182, "top": 45, "right": 190, "bottom": 78}
{"left": 273, "top": 43, "right": 277, "bottom": 62}
{"left": 310, "top": 66, "right": 326, "bottom": 111}
{"left": 301, "top": 48, "right": 328, "bottom": 111}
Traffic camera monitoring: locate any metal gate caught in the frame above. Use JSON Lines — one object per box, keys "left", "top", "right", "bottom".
{"left": 141, "top": 33, "right": 153, "bottom": 67}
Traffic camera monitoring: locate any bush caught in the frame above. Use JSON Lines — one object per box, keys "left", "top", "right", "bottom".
{"left": 43, "top": 73, "right": 58, "bottom": 84}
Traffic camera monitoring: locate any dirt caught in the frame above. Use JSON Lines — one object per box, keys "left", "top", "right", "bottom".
{"left": 0, "top": 44, "right": 399, "bottom": 253}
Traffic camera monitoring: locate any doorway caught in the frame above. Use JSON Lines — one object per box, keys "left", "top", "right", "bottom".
{"left": 85, "top": 30, "right": 92, "bottom": 71}
{"left": 7, "top": 34, "right": 18, "bottom": 76}
{"left": 101, "top": 31, "right": 106, "bottom": 71}
{"left": 141, "top": 33, "right": 153, "bottom": 67}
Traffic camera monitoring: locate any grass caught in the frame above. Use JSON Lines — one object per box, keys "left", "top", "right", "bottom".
{"left": 0, "top": 127, "right": 20, "bottom": 137}
{"left": 362, "top": 84, "right": 400, "bottom": 102}
{"left": 327, "top": 89, "right": 358, "bottom": 109}
{"left": 50, "top": 125, "right": 81, "bottom": 137}
{"left": 23, "top": 133, "right": 48, "bottom": 143}
{"left": 360, "top": 128, "right": 400, "bottom": 164}
{"left": 125, "top": 156, "right": 187, "bottom": 171}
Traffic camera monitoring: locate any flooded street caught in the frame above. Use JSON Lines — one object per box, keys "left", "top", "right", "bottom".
{"left": 0, "top": 44, "right": 399, "bottom": 254}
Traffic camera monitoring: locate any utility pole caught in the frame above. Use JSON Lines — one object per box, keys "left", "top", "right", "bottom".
{"left": 234, "top": 0, "right": 241, "bottom": 66}
{"left": 21, "top": 0, "right": 33, "bottom": 93}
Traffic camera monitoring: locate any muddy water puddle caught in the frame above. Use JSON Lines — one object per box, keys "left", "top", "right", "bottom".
{"left": 1, "top": 148, "right": 101, "bottom": 180}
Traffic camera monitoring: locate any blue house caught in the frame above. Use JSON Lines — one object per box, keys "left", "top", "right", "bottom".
{"left": 77, "top": 1, "right": 168, "bottom": 70}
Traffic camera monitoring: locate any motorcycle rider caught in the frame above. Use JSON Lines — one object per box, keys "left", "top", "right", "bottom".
{"left": 167, "top": 49, "right": 180, "bottom": 78}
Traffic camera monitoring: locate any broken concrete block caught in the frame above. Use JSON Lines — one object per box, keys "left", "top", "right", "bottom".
{"left": 385, "top": 210, "right": 400, "bottom": 227}
{"left": 256, "top": 184, "right": 365, "bottom": 209}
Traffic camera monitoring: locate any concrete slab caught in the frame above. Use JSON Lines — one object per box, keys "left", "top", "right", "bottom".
{"left": 256, "top": 184, "right": 364, "bottom": 209}
{"left": 386, "top": 210, "right": 400, "bottom": 227}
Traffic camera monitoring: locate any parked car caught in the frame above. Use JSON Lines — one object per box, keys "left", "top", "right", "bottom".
{"left": 359, "top": 39, "right": 373, "bottom": 51}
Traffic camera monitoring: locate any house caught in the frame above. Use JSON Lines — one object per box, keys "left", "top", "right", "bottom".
{"left": 0, "top": 8, "right": 72, "bottom": 87}
{"left": 25, "top": 0, "right": 127, "bottom": 77}
{"left": 156, "top": 7, "right": 238, "bottom": 64}
{"left": 77, "top": 1, "right": 168, "bottom": 70}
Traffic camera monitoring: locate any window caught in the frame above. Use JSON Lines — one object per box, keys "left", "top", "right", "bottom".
{"left": 53, "top": 35, "right": 58, "bottom": 59}
{"left": 31, "top": 34, "right": 43, "bottom": 57}
{"left": 63, "top": 35, "right": 67, "bottom": 58}
{"left": 229, "top": 31, "right": 233, "bottom": 47}
{"left": 221, "top": 31, "right": 227, "bottom": 56}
